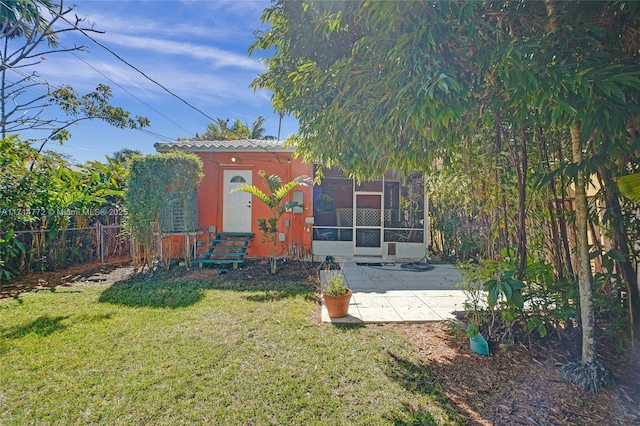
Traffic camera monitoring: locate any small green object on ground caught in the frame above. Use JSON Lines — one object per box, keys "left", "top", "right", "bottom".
{"left": 470, "top": 333, "right": 489, "bottom": 356}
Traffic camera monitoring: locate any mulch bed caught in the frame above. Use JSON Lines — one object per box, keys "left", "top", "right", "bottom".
{"left": 2, "top": 259, "right": 639, "bottom": 425}
{"left": 384, "top": 322, "right": 640, "bottom": 425}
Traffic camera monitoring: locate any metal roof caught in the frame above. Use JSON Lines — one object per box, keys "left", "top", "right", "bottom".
{"left": 154, "top": 139, "right": 295, "bottom": 153}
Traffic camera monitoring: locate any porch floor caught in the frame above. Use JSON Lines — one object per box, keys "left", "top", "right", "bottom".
{"left": 321, "top": 262, "right": 466, "bottom": 323}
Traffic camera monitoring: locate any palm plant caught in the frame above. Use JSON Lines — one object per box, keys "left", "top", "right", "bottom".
{"left": 0, "top": 0, "right": 58, "bottom": 45}
{"left": 232, "top": 170, "right": 311, "bottom": 274}
{"left": 250, "top": 115, "right": 266, "bottom": 139}
{"left": 616, "top": 173, "right": 640, "bottom": 205}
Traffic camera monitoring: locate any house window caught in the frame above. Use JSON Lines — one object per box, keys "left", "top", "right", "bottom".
{"left": 161, "top": 192, "right": 198, "bottom": 233}
{"left": 230, "top": 175, "right": 247, "bottom": 183}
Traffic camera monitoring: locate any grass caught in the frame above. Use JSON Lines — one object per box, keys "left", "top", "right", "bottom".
{"left": 0, "top": 277, "right": 462, "bottom": 425}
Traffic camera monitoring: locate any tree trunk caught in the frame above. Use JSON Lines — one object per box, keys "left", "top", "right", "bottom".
{"left": 271, "top": 237, "right": 278, "bottom": 274}
{"left": 516, "top": 126, "right": 528, "bottom": 279}
{"left": 595, "top": 164, "right": 639, "bottom": 334}
{"left": 571, "top": 122, "right": 596, "bottom": 364}
{"left": 556, "top": 140, "right": 575, "bottom": 276}
{"left": 539, "top": 127, "right": 565, "bottom": 279}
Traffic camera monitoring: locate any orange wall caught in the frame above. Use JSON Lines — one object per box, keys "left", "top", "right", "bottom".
{"left": 194, "top": 151, "right": 314, "bottom": 258}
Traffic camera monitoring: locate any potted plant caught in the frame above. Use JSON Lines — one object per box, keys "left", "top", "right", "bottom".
{"left": 323, "top": 270, "right": 352, "bottom": 318}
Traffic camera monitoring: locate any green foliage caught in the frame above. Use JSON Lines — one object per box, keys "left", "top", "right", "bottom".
{"left": 125, "top": 152, "right": 203, "bottom": 231}
{"left": 232, "top": 170, "right": 310, "bottom": 274}
{"left": 456, "top": 260, "right": 489, "bottom": 334}
{"left": 52, "top": 84, "right": 150, "bottom": 144}
{"left": 0, "top": 0, "right": 58, "bottom": 44}
{"left": 448, "top": 322, "right": 466, "bottom": 340}
{"left": 191, "top": 116, "right": 273, "bottom": 141}
{"left": 252, "top": 1, "right": 470, "bottom": 179}
{"left": 521, "top": 261, "right": 579, "bottom": 339}
{"left": 125, "top": 152, "right": 203, "bottom": 268}
{"left": 323, "top": 271, "right": 349, "bottom": 297}
{"left": 465, "top": 323, "right": 479, "bottom": 338}
{"left": 0, "top": 136, "right": 133, "bottom": 273}
{"left": 616, "top": 172, "right": 640, "bottom": 205}
{"left": 483, "top": 268, "right": 525, "bottom": 310}
{"left": 0, "top": 225, "right": 26, "bottom": 287}
{"left": 252, "top": 0, "right": 640, "bottom": 363}
{"left": 257, "top": 217, "right": 278, "bottom": 237}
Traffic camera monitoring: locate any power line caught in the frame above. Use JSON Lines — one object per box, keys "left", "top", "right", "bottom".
{"left": 61, "top": 42, "right": 197, "bottom": 138}
{"left": 58, "top": 12, "right": 283, "bottom": 156}
{"left": 59, "top": 14, "right": 218, "bottom": 124}
{"left": 138, "top": 128, "right": 175, "bottom": 142}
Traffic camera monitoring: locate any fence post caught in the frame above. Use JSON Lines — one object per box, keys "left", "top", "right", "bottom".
{"left": 99, "top": 223, "right": 105, "bottom": 264}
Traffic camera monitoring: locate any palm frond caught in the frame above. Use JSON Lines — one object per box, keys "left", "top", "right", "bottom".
{"left": 264, "top": 172, "right": 283, "bottom": 194}
{"left": 616, "top": 172, "right": 640, "bottom": 205}
{"left": 273, "top": 175, "right": 311, "bottom": 200}
{"left": 231, "top": 184, "right": 271, "bottom": 205}
{"left": 280, "top": 201, "right": 304, "bottom": 214}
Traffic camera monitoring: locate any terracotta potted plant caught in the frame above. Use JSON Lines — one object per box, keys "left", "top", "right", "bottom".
{"left": 323, "top": 270, "right": 352, "bottom": 318}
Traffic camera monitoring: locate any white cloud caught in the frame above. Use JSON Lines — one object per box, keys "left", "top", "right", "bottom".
{"left": 93, "top": 33, "right": 264, "bottom": 71}
{"left": 35, "top": 52, "right": 269, "bottom": 105}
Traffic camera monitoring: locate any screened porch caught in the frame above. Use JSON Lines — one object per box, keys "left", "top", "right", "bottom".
{"left": 311, "top": 167, "right": 427, "bottom": 260}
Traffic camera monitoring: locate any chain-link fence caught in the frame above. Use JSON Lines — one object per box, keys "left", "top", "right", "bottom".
{"left": 98, "top": 224, "right": 132, "bottom": 264}
{"left": 13, "top": 224, "right": 131, "bottom": 273}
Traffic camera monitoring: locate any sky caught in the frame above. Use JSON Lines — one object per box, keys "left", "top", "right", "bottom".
{"left": 11, "top": 0, "right": 297, "bottom": 164}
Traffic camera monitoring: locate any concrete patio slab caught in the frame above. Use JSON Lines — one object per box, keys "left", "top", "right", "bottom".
{"left": 321, "top": 262, "right": 466, "bottom": 324}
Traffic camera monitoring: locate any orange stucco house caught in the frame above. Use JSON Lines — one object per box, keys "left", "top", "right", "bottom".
{"left": 154, "top": 139, "right": 429, "bottom": 263}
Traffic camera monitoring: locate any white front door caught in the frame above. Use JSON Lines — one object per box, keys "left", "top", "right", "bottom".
{"left": 223, "top": 170, "right": 252, "bottom": 232}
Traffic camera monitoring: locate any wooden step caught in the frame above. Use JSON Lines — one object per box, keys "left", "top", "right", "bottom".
{"left": 208, "top": 240, "right": 250, "bottom": 246}
{"left": 210, "top": 236, "right": 253, "bottom": 240}
{"left": 198, "top": 258, "right": 245, "bottom": 264}
{"left": 214, "top": 232, "right": 254, "bottom": 238}
{"left": 207, "top": 246, "right": 249, "bottom": 252}
{"left": 203, "top": 251, "right": 247, "bottom": 258}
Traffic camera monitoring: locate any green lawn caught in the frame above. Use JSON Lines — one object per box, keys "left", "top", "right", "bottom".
{"left": 0, "top": 278, "right": 462, "bottom": 425}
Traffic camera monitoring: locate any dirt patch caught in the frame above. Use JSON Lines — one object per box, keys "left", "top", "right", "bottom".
{"left": 384, "top": 322, "right": 640, "bottom": 425}
{"left": 121, "top": 258, "right": 325, "bottom": 286}
{"left": 1, "top": 258, "right": 323, "bottom": 300}
{"left": 1, "top": 261, "right": 135, "bottom": 299}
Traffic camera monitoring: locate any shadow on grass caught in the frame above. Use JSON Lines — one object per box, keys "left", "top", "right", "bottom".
{"left": 74, "top": 312, "right": 114, "bottom": 323}
{"left": 98, "top": 278, "right": 314, "bottom": 309}
{"left": 383, "top": 350, "right": 462, "bottom": 425}
{"left": 3, "top": 315, "right": 70, "bottom": 339}
{"left": 332, "top": 322, "right": 366, "bottom": 331}
{"left": 389, "top": 403, "right": 438, "bottom": 426}
{"left": 385, "top": 351, "right": 441, "bottom": 394}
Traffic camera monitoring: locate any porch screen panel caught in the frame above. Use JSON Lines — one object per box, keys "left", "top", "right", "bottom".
{"left": 312, "top": 166, "right": 353, "bottom": 241}
{"left": 383, "top": 172, "right": 424, "bottom": 243}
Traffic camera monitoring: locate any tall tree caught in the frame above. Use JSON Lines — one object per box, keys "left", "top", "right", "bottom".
{"left": 0, "top": 0, "right": 149, "bottom": 150}
{"left": 194, "top": 116, "right": 274, "bottom": 141}
{"left": 109, "top": 148, "right": 142, "bottom": 165}
{"left": 251, "top": 0, "right": 640, "bottom": 392}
